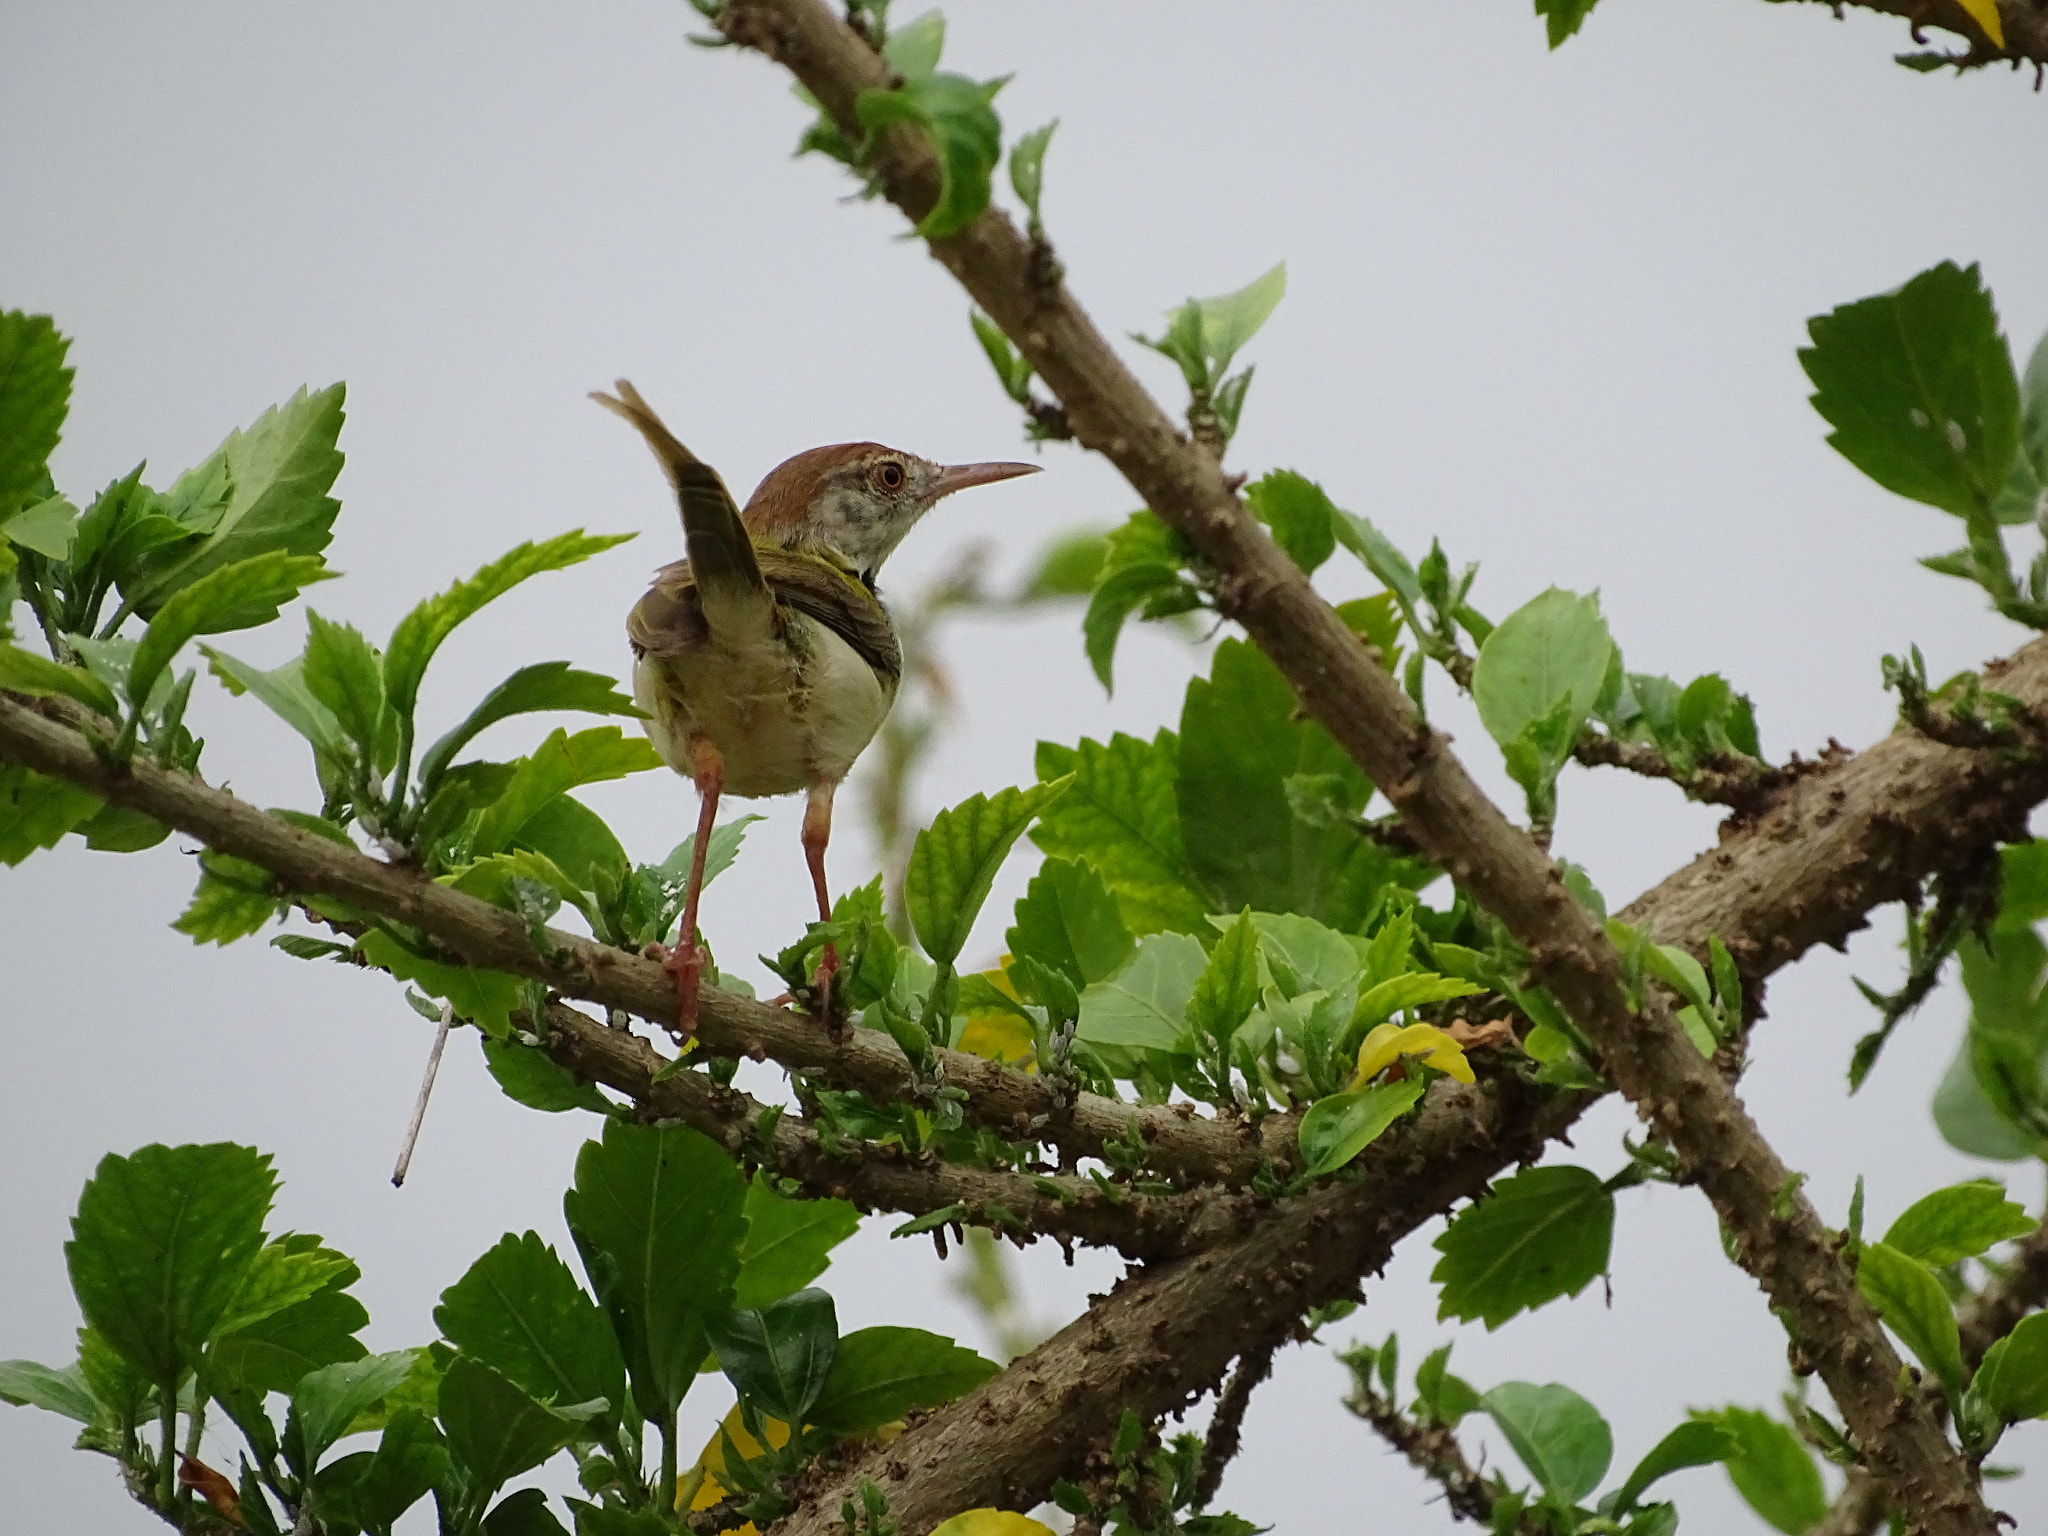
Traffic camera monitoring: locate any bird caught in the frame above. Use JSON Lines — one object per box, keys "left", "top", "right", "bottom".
{"left": 591, "top": 379, "right": 1039, "bottom": 1036}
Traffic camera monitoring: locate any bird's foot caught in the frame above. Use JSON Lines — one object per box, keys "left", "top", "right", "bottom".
{"left": 645, "top": 940, "right": 706, "bottom": 1039}
{"left": 810, "top": 941, "right": 846, "bottom": 1040}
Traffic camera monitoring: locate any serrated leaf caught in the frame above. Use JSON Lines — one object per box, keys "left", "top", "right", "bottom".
{"left": 734, "top": 1174, "right": 861, "bottom": 1311}
{"left": 706, "top": 1289, "right": 837, "bottom": 1425}
{"left": 2, "top": 494, "right": 79, "bottom": 559}
{"left": 1083, "top": 561, "right": 1191, "bottom": 693}
{"left": 1535, "top": 0, "right": 1601, "bottom": 48}
{"left": 130, "top": 551, "right": 336, "bottom": 710}
{"left": 1689, "top": 1408, "right": 1827, "bottom": 1535}
{"left": 1296, "top": 1077, "right": 1425, "bottom": 1177}
{"left": 0, "top": 643, "right": 119, "bottom": 716}
{"left": 855, "top": 73, "right": 1003, "bottom": 239}
{"left": 1033, "top": 732, "right": 1209, "bottom": 936}
{"left": 0, "top": 312, "right": 73, "bottom": 516}
{"left": 417, "top": 662, "right": 641, "bottom": 796}
{"left": 64, "top": 1142, "right": 276, "bottom": 1389}
{"left": 1077, "top": 930, "right": 1206, "bottom": 1052}
{"left": 0, "top": 1359, "right": 98, "bottom": 1424}
{"left": 290, "top": 1349, "right": 422, "bottom": 1468}
{"left": 340, "top": 1408, "right": 449, "bottom": 1533}
{"left": 434, "top": 1232, "right": 623, "bottom": 1431}
{"left": 1006, "top": 855, "right": 1134, "bottom": 989}
{"left": 302, "top": 611, "right": 386, "bottom": 761}
{"left": 202, "top": 645, "right": 348, "bottom": 761}
{"left": 1857, "top": 1240, "right": 1963, "bottom": 1394}
{"left": 807, "top": 1326, "right": 997, "bottom": 1434}
{"left": 1009, "top": 119, "right": 1056, "bottom": 222}
{"left": 1882, "top": 1179, "right": 2033, "bottom": 1266}
{"left": 435, "top": 1355, "right": 591, "bottom": 1501}
{"left": 383, "top": 531, "right": 635, "bottom": 729}
{"left": 482, "top": 1040, "right": 608, "bottom": 1114}
{"left": 0, "top": 762, "right": 103, "bottom": 864}
{"left": 907, "top": 779, "right": 1071, "bottom": 967}
{"left": 1244, "top": 470, "right": 1337, "bottom": 575}
{"left": 1481, "top": 1381, "right": 1612, "bottom": 1504}
{"left": 562, "top": 1120, "right": 745, "bottom": 1429}
{"left": 127, "top": 385, "right": 346, "bottom": 614}
{"left": 1181, "top": 639, "right": 1430, "bottom": 928}
{"left": 469, "top": 726, "right": 663, "bottom": 858}
{"left": 1432, "top": 1165, "right": 1614, "bottom": 1329}
{"left": 1801, "top": 261, "right": 2020, "bottom": 518}
{"left": 1187, "top": 910, "right": 1261, "bottom": 1053}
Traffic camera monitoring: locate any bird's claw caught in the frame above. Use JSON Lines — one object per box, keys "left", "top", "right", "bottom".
{"left": 646, "top": 939, "right": 706, "bottom": 1039}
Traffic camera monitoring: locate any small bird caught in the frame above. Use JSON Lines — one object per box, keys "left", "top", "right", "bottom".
{"left": 592, "top": 380, "right": 1039, "bottom": 1034}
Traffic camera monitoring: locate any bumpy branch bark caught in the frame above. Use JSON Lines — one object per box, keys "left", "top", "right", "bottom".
{"left": 538, "top": 998, "right": 1262, "bottom": 1262}
{"left": 708, "top": 5, "right": 2030, "bottom": 1530}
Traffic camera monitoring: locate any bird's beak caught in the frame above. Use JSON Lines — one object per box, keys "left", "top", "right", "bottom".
{"left": 931, "top": 461, "right": 1042, "bottom": 499}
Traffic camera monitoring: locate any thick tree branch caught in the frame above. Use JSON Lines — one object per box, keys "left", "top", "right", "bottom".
{"left": 707, "top": 6, "right": 2038, "bottom": 1528}
{"left": 536, "top": 998, "right": 1263, "bottom": 1262}
{"left": 0, "top": 693, "right": 1294, "bottom": 1190}
{"left": 1785, "top": 0, "right": 2048, "bottom": 75}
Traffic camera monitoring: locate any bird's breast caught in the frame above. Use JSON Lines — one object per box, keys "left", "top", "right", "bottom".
{"left": 634, "top": 610, "right": 894, "bottom": 799}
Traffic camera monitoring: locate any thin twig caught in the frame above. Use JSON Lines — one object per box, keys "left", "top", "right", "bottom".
{"left": 392, "top": 1003, "right": 453, "bottom": 1187}
{"left": 1194, "top": 1341, "right": 1276, "bottom": 1509}
{"left": 1343, "top": 1375, "right": 1530, "bottom": 1532}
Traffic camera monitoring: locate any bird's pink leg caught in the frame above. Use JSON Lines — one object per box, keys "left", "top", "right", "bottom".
{"left": 663, "top": 738, "right": 724, "bottom": 1038}
{"left": 802, "top": 781, "right": 838, "bottom": 1019}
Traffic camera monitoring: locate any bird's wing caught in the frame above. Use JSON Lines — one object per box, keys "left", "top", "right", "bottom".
{"left": 592, "top": 380, "right": 769, "bottom": 637}
{"left": 627, "top": 550, "right": 900, "bottom": 686}
{"left": 756, "top": 547, "right": 903, "bottom": 686}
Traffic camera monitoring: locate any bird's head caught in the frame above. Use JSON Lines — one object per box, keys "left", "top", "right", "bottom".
{"left": 743, "top": 443, "right": 1039, "bottom": 582}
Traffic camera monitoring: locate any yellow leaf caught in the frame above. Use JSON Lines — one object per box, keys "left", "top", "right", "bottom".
{"left": 929, "top": 1513, "right": 1059, "bottom": 1536}
{"left": 957, "top": 966, "right": 1036, "bottom": 1068}
{"left": 1352, "top": 1022, "right": 1473, "bottom": 1087}
{"left": 682, "top": 1405, "right": 793, "bottom": 1532}
{"left": 1955, "top": 0, "right": 2004, "bottom": 47}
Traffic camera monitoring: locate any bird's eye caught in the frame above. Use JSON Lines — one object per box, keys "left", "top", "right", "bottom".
{"left": 873, "top": 460, "right": 906, "bottom": 491}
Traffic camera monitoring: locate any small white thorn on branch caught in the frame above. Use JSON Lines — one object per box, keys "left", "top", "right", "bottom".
{"left": 392, "top": 1003, "right": 454, "bottom": 1188}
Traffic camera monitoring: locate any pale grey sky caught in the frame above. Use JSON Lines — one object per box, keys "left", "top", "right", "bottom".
{"left": 5, "top": 1, "right": 2047, "bottom": 1531}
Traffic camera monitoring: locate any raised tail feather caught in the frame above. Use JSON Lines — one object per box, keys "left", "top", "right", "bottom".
{"left": 591, "top": 380, "right": 768, "bottom": 630}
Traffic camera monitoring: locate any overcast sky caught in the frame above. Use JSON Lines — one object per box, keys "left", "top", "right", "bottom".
{"left": 6, "top": 1, "right": 2048, "bottom": 1531}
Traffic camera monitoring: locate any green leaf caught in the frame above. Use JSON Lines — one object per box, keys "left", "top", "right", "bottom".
{"left": 1006, "top": 856, "right": 1135, "bottom": 989}
{"left": 1801, "top": 262, "right": 2021, "bottom": 518}
{"left": 130, "top": 551, "right": 336, "bottom": 710}
{"left": 1412, "top": 1344, "right": 1479, "bottom": 1428}
{"left": 0, "top": 312, "right": 73, "bottom": 516}
{"left": 1244, "top": 470, "right": 1336, "bottom": 576}
{"left": 65, "top": 1142, "right": 275, "bottom": 1389}
{"left": 807, "top": 1326, "right": 998, "bottom": 1434}
{"left": 561, "top": 1120, "right": 745, "bottom": 1428}
{"left": 1077, "top": 930, "right": 1206, "bottom": 1052}
{"left": 0, "top": 762, "right": 103, "bottom": 865}
{"left": 290, "top": 1349, "right": 423, "bottom": 1469}
{"left": 1180, "top": 638, "right": 1429, "bottom": 929}
{"left": 434, "top": 1232, "right": 624, "bottom": 1429}
{"left": 203, "top": 645, "right": 348, "bottom": 762}
{"left": 855, "top": 73, "right": 1004, "bottom": 238}
{"left": 174, "top": 850, "right": 281, "bottom": 945}
{"left": 1329, "top": 509, "right": 1426, "bottom": 626}
{"left": 126, "top": 385, "right": 346, "bottom": 614}
{"left": 436, "top": 1355, "right": 591, "bottom": 1502}
{"left": 210, "top": 1269, "right": 370, "bottom": 1398}
{"left": 342, "top": 1408, "right": 450, "bottom": 1536}
{"left": 1689, "top": 1408, "right": 1827, "bottom": 1535}
{"left": 1140, "top": 264, "right": 1287, "bottom": 391}
{"left": 1083, "top": 561, "right": 1193, "bottom": 693}
{"left": 734, "top": 1174, "right": 861, "bottom": 1311}
{"left": 907, "top": 779, "right": 1071, "bottom": 967}
{"left": 1536, "top": 0, "right": 1601, "bottom": 48}
{"left": 1480, "top": 1381, "right": 1613, "bottom": 1504}
{"left": 1611, "top": 1420, "right": 1735, "bottom": 1513}
{"left": 1997, "top": 839, "right": 2048, "bottom": 932}
{"left": 483, "top": 1487, "right": 570, "bottom": 1536}
{"left": 1431, "top": 1165, "right": 1614, "bottom": 1330}
{"left": 1882, "top": 1180, "right": 2033, "bottom": 1266}
{"left": 483, "top": 1040, "right": 608, "bottom": 1114}
{"left": 0, "top": 1359, "right": 98, "bottom": 1424}
{"left": 883, "top": 9, "right": 945, "bottom": 78}
{"left": 302, "top": 611, "right": 387, "bottom": 762}
{"left": 1296, "top": 1078, "right": 1425, "bottom": 1178}
{"left": 2, "top": 494, "right": 79, "bottom": 559}
{"left": 418, "top": 662, "right": 641, "bottom": 796}
{"left": 1009, "top": 119, "right": 1056, "bottom": 223}
{"left": 1472, "top": 588, "right": 1613, "bottom": 754}
{"left": 383, "top": 531, "right": 635, "bottom": 729}
{"left": 1856, "top": 1240, "right": 1963, "bottom": 1394}
{"left": 1014, "top": 527, "right": 1106, "bottom": 601}
{"left": 1187, "top": 911, "right": 1262, "bottom": 1054}
{"left": 705, "top": 1288, "right": 838, "bottom": 1425}
{"left": 1968, "top": 1311, "right": 2048, "bottom": 1426}
{"left": 212, "top": 1236, "right": 355, "bottom": 1342}
{"left": 1243, "top": 910, "right": 1365, "bottom": 998}
{"left": 469, "top": 727, "right": 663, "bottom": 857}
{"left": 1032, "top": 732, "right": 1208, "bottom": 936}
